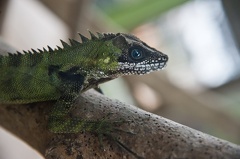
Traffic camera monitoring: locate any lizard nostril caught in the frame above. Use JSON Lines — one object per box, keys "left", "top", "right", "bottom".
{"left": 162, "top": 55, "right": 168, "bottom": 62}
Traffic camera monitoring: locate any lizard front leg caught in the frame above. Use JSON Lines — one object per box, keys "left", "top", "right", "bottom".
{"left": 48, "top": 70, "right": 116, "bottom": 134}
{"left": 48, "top": 90, "right": 116, "bottom": 134}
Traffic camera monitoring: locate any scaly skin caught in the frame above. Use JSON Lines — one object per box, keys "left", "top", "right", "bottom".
{"left": 0, "top": 31, "right": 168, "bottom": 134}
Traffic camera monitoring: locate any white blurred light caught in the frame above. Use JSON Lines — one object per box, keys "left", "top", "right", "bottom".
{"left": 178, "top": 1, "right": 238, "bottom": 87}
{"left": 2, "top": 0, "right": 68, "bottom": 50}
{"left": 160, "top": 0, "right": 240, "bottom": 88}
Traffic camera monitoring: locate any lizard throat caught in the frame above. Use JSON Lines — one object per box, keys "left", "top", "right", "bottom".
{"left": 81, "top": 76, "right": 114, "bottom": 92}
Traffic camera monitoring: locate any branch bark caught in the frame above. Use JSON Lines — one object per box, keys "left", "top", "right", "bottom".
{"left": 0, "top": 39, "right": 240, "bottom": 159}
{"left": 0, "top": 90, "right": 240, "bottom": 159}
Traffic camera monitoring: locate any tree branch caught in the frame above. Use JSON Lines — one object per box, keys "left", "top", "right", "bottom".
{"left": 0, "top": 90, "right": 240, "bottom": 159}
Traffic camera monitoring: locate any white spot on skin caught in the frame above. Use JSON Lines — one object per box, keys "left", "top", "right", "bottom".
{"left": 103, "top": 57, "right": 110, "bottom": 63}
{"left": 160, "top": 62, "right": 165, "bottom": 66}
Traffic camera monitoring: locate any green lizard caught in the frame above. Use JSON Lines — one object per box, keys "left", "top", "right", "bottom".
{"left": 0, "top": 31, "right": 168, "bottom": 136}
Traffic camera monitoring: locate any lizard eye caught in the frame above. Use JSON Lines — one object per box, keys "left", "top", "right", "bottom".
{"left": 129, "top": 47, "right": 143, "bottom": 60}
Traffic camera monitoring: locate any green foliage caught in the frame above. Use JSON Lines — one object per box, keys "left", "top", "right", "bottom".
{"left": 102, "top": 0, "right": 188, "bottom": 30}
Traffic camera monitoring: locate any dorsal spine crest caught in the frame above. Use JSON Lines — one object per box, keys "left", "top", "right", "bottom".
{"left": 2, "top": 32, "right": 108, "bottom": 56}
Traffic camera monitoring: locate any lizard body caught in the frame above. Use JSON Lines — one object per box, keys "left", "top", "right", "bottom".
{"left": 0, "top": 31, "right": 168, "bottom": 134}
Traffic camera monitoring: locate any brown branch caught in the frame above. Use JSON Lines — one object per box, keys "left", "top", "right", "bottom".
{"left": 0, "top": 39, "right": 240, "bottom": 159}
{"left": 0, "top": 90, "right": 240, "bottom": 159}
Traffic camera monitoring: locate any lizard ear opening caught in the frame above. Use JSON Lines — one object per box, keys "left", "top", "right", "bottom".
{"left": 112, "top": 34, "right": 128, "bottom": 48}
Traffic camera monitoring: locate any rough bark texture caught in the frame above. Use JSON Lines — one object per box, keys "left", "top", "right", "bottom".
{"left": 0, "top": 90, "right": 240, "bottom": 159}
{"left": 0, "top": 39, "right": 240, "bottom": 159}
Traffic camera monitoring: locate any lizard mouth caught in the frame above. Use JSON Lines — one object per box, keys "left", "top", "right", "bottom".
{"left": 118, "top": 55, "right": 168, "bottom": 75}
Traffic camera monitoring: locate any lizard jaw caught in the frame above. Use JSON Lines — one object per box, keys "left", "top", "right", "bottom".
{"left": 117, "top": 56, "right": 168, "bottom": 75}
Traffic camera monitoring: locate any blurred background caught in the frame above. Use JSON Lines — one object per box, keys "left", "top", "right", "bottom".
{"left": 0, "top": 0, "right": 239, "bottom": 158}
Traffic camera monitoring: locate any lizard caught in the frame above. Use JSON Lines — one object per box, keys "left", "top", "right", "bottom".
{"left": 0, "top": 31, "right": 168, "bottom": 156}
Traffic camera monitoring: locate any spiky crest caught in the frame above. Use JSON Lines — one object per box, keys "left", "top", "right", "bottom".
{"left": 60, "top": 40, "right": 70, "bottom": 48}
{"left": 31, "top": 49, "right": 38, "bottom": 54}
{"left": 88, "top": 30, "right": 98, "bottom": 40}
{"left": 43, "top": 47, "right": 47, "bottom": 52}
{"left": 96, "top": 32, "right": 104, "bottom": 39}
{"left": 48, "top": 46, "right": 53, "bottom": 52}
{"left": 69, "top": 39, "right": 80, "bottom": 46}
{"left": 38, "top": 49, "right": 43, "bottom": 53}
{"left": 4, "top": 31, "right": 119, "bottom": 56}
{"left": 78, "top": 33, "right": 89, "bottom": 43}
{"left": 57, "top": 46, "right": 62, "bottom": 50}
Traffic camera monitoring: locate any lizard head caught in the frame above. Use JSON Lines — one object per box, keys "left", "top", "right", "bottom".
{"left": 102, "top": 33, "right": 168, "bottom": 77}
{"left": 75, "top": 32, "right": 168, "bottom": 80}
